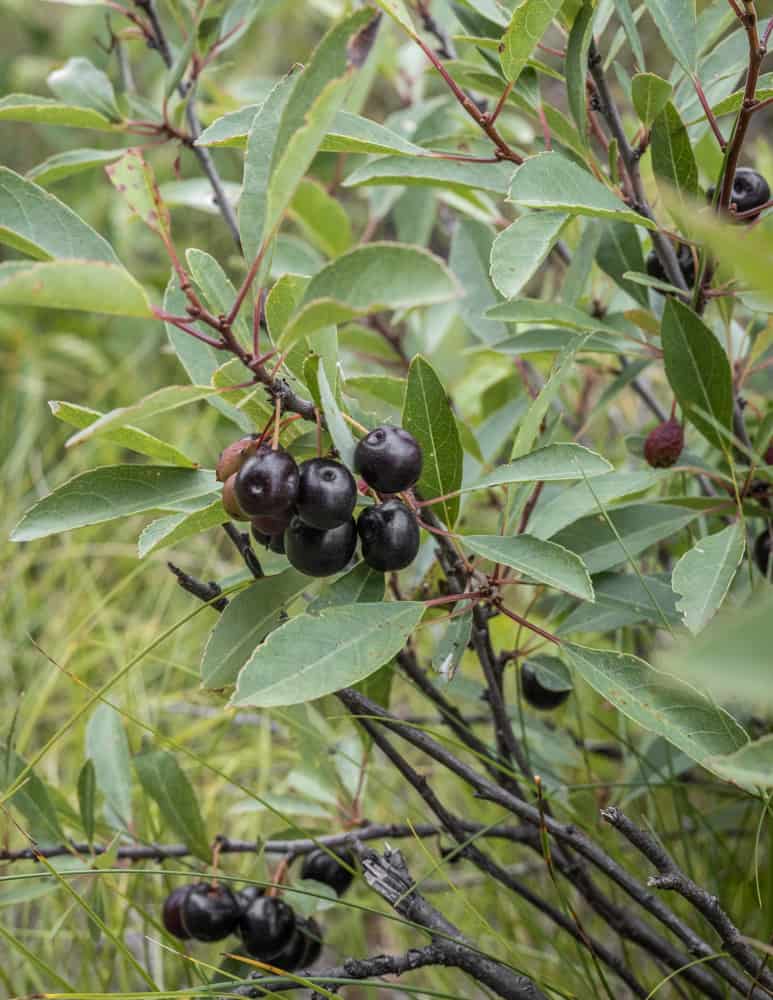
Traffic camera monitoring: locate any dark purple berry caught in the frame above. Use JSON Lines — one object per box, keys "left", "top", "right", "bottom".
{"left": 267, "top": 926, "right": 308, "bottom": 970}
{"left": 252, "top": 511, "right": 293, "bottom": 536}
{"left": 754, "top": 528, "right": 771, "bottom": 578}
{"left": 297, "top": 458, "right": 357, "bottom": 530}
{"left": 181, "top": 883, "right": 240, "bottom": 942}
{"left": 644, "top": 418, "right": 684, "bottom": 469}
{"left": 300, "top": 848, "right": 355, "bottom": 896}
{"left": 354, "top": 425, "right": 423, "bottom": 494}
{"left": 239, "top": 895, "right": 296, "bottom": 960}
{"left": 521, "top": 662, "right": 571, "bottom": 712}
{"left": 284, "top": 516, "right": 357, "bottom": 577}
{"left": 299, "top": 916, "right": 323, "bottom": 967}
{"left": 708, "top": 167, "right": 771, "bottom": 221}
{"left": 357, "top": 500, "right": 420, "bottom": 572}
{"left": 646, "top": 244, "right": 695, "bottom": 290}
{"left": 237, "top": 885, "right": 264, "bottom": 913}
{"left": 162, "top": 885, "right": 192, "bottom": 940}
{"left": 234, "top": 446, "right": 299, "bottom": 517}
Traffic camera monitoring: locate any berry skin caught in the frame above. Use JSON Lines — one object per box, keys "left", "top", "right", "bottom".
{"left": 764, "top": 443, "right": 773, "bottom": 466}
{"left": 181, "top": 883, "right": 240, "bottom": 942}
{"left": 162, "top": 886, "right": 192, "bottom": 940}
{"left": 299, "top": 916, "right": 323, "bottom": 967}
{"left": 300, "top": 848, "right": 355, "bottom": 896}
{"left": 268, "top": 926, "right": 308, "bottom": 970}
{"left": 223, "top": 474, "right": 248, "bottom": 521}
{"left": 252, "top": 511, "right": 293, "bottom": 536}
{"left": 216, "top": 436, "right": 257, "bottom": 483}
{"left": 644, "top": 418, "right": 684, "bottom": 469}
{"left": 521, "top": 662, "right": 571, "bottom": 712}
{"left": 357, "top": 500, "right": 420, "bottom": 572}
{"left": 708, "top": 167, "right": 771, "bottom": 221}
{"left": 646, "top": 244, "right": 695, "bottom": 290}
{"left": 234, "top": 446, "right": 299, "bottom": 518}
{"left": 297, "top": 458, "right": 357, "bottom": 530}
{"left": 354, "top": 425, "right": 423, "bottom": 494}
{"left": 239, "top": 895, "right": 296, "bottom": 960}
{"left": 237, "top": 885, "right": 264, "bottom": 913}
{"left": 754, "top": 528, "right": 772, "bottom": 578}
{"left": 268, "top": 532, "right": 286, "bottom": 555}
{"left": 285, "top": 516, "right": 357, "bottom": 577}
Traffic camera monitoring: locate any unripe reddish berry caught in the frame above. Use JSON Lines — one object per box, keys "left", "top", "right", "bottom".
{"left": 216, "top": 435, "right": 257, "bottom": 482}
{"left": 644, "top": 419, "right": 684, "bottom": 469}
{"left": 223, "top": 473, "right": 249, "bottom": 520}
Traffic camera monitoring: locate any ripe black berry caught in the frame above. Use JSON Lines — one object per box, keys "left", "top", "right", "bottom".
{"left": 299, "top": 916, "right": 323, "bottom": 966}
{"left": 521, "top": 662, "right": 571, "bottom": 711}
{"left": 268, "top": 533, "right": 286, "bottom": 554}
{"left": 646, "top": 244, "right": 695, "bottom": 290}
{"left": 268, "top": 926, "right": 308, "bottom": 970}
{"left": 644, "top": 418, "right": 684, "bottom": 469}
{"left": 239, "top": 895, "right": 296, "bottom": 959}
{"left": 285, "top": 516, "right": 357, "bottom": 577}
{"left": 253, "top": 511, "right": 293, "bottom": 536}
{"left": 237, "top": 885, "right": 263, "bottom": 913}
{"left": 300, "top": 848, "right": 355, "bottom": 896}
{"left": 754, "top": 528, "right": 771, "bottom": 578}
{"left": 181, "top": 883, "right": 240, "bottom": 942}
{"left": 357, "top": 500, "right": 420, "bottom": 572}
{"left": 162, "top": 885, "right": 192, "bottom": 940}
{"left": 234, "top": 446, "right": 299, "bottom": 517}
{"left": 223, "top": 474, "right": 248, "bottom": 521}
{"left": 216, "top": 435, "right": 257, "bottom": 482}
{"left": 708, "top": 167, "right": 771, "bottom": 221}
{"left": 297, "top": 458, "right": 357, "bottom": 530}
{"left": 354, "top": 425, "right": 423, "bottom": 494}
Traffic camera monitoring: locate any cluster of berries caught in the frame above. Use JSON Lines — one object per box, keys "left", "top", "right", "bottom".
{"left": 646, "top": 168, "right": 770, "bottom": 289}
{"left": 161, "top": 848, "right": 354, "bottom": 970}
{"left": 217, "top": 425, "right": 424, "bottom": 577}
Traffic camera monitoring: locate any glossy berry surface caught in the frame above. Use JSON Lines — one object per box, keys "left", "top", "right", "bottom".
{"left": 299, "top": 916, "right": 323, "bottom": 966}
{"left": 216, "top": 435, "right": 257, "bottom": 482}
{"left": 709, "top": 167, "right": 771, "bottom": 220}
{"left": 268, "top": 927, "right": 307, "bottom": 970}
{"left": 755, "top": 529, "right": 771, "bottom": 578}
{"left": 222, "top": 474, "right": 248, "bottom": 521}
{"left": 239, "top": 895, "right": 296, "bottom": 959}
{"left": 285, "top": 516, "right": 357, "bottom": 577}
{"left": 644, "top": 418, "right": 684, "bottom": 469}
{"left": 521, "top": 662, "right": 571, "bottom": 711}
{"left": 357, "top": 500, "right": 420, "bottom": 572}
{"left": 252, "top": 511, "right": 293, "bottom": 536}
{"left": 646, "top": 244, "right": 695, "bottom": 290}
{"left": 354, "top": 425, "right": 423, "bottom": 494}
{"left": 297, "top": 458, "right": 357, "bottom": 530}
{"left": 181, "top": 883, "right": 240, "bottom": 942}
{"left": 237, "top": 885, "right": 264, "bottom": 912}
{"left": 162, "top": 885, "right": 192, "bottom": 940}
{"left": 300, "top": 848, "right": 355, "bottom": 896}
{"left": 234, "top": 446, "right": 299, "bottom": 517}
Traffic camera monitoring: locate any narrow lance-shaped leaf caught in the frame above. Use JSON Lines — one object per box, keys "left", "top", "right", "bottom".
{"left": 134, "top": 750, "right": 210, "bottom": 861}
{"left": 672, "top": 523, "right": 745, "bottom": 635}
{"left": 232, "top": 602, "right": 426, "bottom": 708}
{"left": 464, "top": 534, "right": 595, "bottom": 601}
{"left": 467, "top": 444, "right": 612, "bottom": 492}
{"left": 707, "top": 735, "right": 773, "bottom": 790}
{"left": 650, "top": 102, "right": 698, "bottom": 208}
{"left": 317, "top": 362, "right": 357, "bottom": 470}
{"left": 1, "top": 745, "right": 65, "bottom": 845}
{"left": 500, "top": 0, "right": 564, "bottom": 83}
{"left": 86, "top": 704, "right": 133, "bottom": 829}
{"left": 0, "top": 260, "right": 151, "bottom": 317}
{"left": 566, "top": 3, "right": 596, "bottom": 148}
{"left": 490, "top": 212, "right": 570, "bottom": 300}
{"left": 402, "top": 355, "right": 463, "bottom": 528}
{"left": 47, "top": 57, "right": 121, "bottom": 121}
{"left": 631, "top": 73, "right": 673, "bottom": 127}
{"left": 105, "top": 149, "right": 171, "bottom": 238}
{"left": 0, "top": 93, "right": 115, "bottom": 130}
{"left": 643, "top": 0, "right": 697, "bottom": 73}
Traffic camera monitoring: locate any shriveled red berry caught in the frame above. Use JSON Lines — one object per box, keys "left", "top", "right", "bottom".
{"left": 644, "top": 418, "right": 684, "bottom": 469}
{"left": 216, "top": 435, "right": 257, "bottom": 482}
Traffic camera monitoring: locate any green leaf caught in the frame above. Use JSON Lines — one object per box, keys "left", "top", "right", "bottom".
{"left": 596, "top": 221, "right": 650, "bottom": 308}
{"left": 201, "top": 570, "right": 310, "bottom": 689}
{"left": 566, "top": 3, "right": 595, "bottom": 147}
{"left": 1, "top": 745, "right": 65, "bottom": 844}
{"left": 552, "top": 503, "right": 699, "bottom": 575}
{"left": 467, "top": 444, "right": 612, "bottom": 492}
{"left": 281, "top": 244, "right": 458, "bottom": 346}
{"left": 321, "top": 111, "right": 424, "bottom": 156}
{"left": 559, "top": 573, "right": 680, "bottom": 634}
{"left": 661, "top": 299, "right": 733, "bottom": 451}
{"left": 402, "top": 355, "right": 463, "bottom": 527}
{"left": 11, "top": 466, "right": 217, "bottom": 542}
{"left": 450, "top": 219, "right": 508, "bottom": 345}
{"left": 565, "top": 643, "right": 747, "bottom": 775}
{"left": 86, "top": 704, "right": 133, "bottom": 829}
{"left": 309, "top": 563, "right": 386, "bottom": 612}
{"left": 524, "top": 654, "right": 573, "bottom": 692}
{"left": 0, "top": 260, "right": 151, "bottom": 316}
{"left": 486, "top": 298, "right": 622, "bottom": 335}
{"left": 0, "top": 93, "right": 115, "bottom": 130}
{"left": 671, "top": 523, "right": 745, "bottom": 635}
{"left": 49, "top": 400, "right": 197, "bottom": 467}
{"left": 432, "top": 605, "right": 473, "bottom": 683}
{"left": 240, "top": 70, "right": 299, "bottom": 263}
{"left": 0, "top": 167, "right": 118, "bottom": 262}
{"left": 106, "top": 149, "right": 171, "bottom": 238}
{"left": 643, "top": 0, "right": 697, "bottom": 72}
{"left": 490, "top": 212, "right": 570, "bottom": 300}
{"left": 463, "top": 534, "right": 594, "bottom": 601}
{"left": 289, "top": 178, "right": 352, "bottom": 258}
{"left": 47, "top": 57, "right": 120, "bottom": 121}
{"left": 134, "top": 750, "right": 210, "bottom": 861}
{"left": 216, "top": 0, "right": 266, "bottom": 52}
{"left": 27, "top": 148, "right": 125, "bottom": 186}
{"left": 137, "top": 499, "right": 226, "bottom": 559}
{"left": 369, "top": 0, "right": 417, "bottom": 36}
{"left": 64, "top": 385, "right": 217, "bottom": 448}
{"left": 650, "top": 102, "right": 698, "bottom": 207}
{"left": 344, "top": 154, "right": 515, "bottom": 195}
{"left": 195, "top": 103, "right": 260, "bottom": 147}
{"left": 77, "top": 760, "right": 96, "bottom": 845}
{"left": 317, "top": 362, "right": 356, "bottom": 469}
{"left": 500, "top": 0, "right": 564, "bottom": 83}
{"left": 508, "top": 153, "right": 655, "bottom": 228}
{"left": 232, "top": 602, "right": 426, "bottom": 708}
{"left": 707, "top": 735, "right": 773, "bottom": 789}
{"left": 631, "top": 73, "right": 673, "bottom": 127}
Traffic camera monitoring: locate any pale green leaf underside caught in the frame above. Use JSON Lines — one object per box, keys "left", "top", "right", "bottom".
{"left": 672, "top": 524, "right": 745, "bottom": 635}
